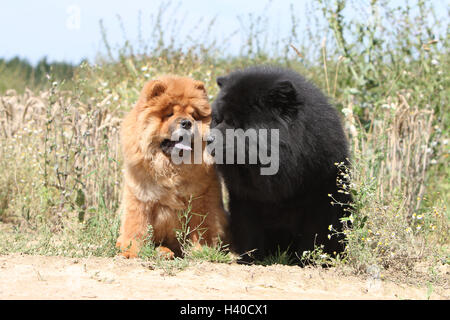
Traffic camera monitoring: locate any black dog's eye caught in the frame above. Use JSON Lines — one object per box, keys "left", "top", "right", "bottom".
{"left": 224, "top": 117, "right": 235, "bottom": 127}
{"left": 211, "top": 113, "right": 223, "bottom": 127}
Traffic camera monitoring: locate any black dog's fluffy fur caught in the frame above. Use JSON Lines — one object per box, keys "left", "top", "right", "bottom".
{"left": 211, "top": 65, "right": 351, "bottom": 263}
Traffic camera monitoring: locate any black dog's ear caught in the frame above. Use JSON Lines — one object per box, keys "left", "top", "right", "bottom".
{"left": 266, "top": 80, "right": 298, "bottom": 119}
{"left": 216, "top": 76, "right": 227, "bottom": 88}
{"left": 268, "top": 80, "right": 297, "bottom": 105}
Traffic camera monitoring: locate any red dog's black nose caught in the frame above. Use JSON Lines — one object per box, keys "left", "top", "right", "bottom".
{"left": 180, "top": 119, "right": 192, "bottom": 130}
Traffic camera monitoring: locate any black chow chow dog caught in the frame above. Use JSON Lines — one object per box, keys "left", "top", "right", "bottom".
{"left": 209, "top": 65, "right": 351, "bottom": 263}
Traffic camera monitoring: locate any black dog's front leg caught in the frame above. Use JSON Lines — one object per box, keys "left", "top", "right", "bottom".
{"left": 228, "top": 196, "right": 266, "bottom": 263}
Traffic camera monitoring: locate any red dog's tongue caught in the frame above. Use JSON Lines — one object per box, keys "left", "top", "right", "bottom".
{"left": 174, "top": 142, "right": 192, "bottom": 151}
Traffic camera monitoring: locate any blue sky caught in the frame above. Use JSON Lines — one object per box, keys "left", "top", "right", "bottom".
{"left": 1, "top": 0, "right": 304, "bottom": 64}
{"left": 0, "top": 0, "right": 447, "bottom": 65}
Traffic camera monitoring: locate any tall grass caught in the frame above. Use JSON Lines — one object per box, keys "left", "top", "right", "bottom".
{"left": 0, "top": 0, "right": 448, "bottom": 282}
{"left": 0, "top": 57, "right": 75, "bottom": 94}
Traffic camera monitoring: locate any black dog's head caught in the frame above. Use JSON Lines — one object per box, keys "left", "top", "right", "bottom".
{"left": 208, "top": 66, "right": 305, "bottom": 165}
{"left": 211, "top": 67, "right": 300, "bottom": 134}
{"left": 208, "top": 66, "right": 349, "bottom": 201}
{"left": 208, "top": 66, "right": 309, "bottom": 199}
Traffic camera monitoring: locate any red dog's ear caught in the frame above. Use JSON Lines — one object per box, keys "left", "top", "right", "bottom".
{"left": 193, "top": 80, "right": 207, "bottom": 95}
{"left": 142, "top": 80, "right": 167, "bottom": 101}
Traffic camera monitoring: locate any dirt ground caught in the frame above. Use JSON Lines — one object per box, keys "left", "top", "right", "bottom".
{"left": 0, "top": 253, "right": 448, "bottom": 300}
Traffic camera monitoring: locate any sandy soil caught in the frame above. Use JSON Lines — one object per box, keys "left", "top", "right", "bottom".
{"left": 0, "top": 253, "right": 448, "bottom": 300}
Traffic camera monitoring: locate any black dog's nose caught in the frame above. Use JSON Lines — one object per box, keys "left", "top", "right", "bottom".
{"left": 206, "top": 135, "right": 215, "bottom": 145}
{"left": 180, "top": 119, "right": 192, "bottom": 130}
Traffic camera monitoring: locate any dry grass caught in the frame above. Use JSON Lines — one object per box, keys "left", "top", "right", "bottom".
{"left": 347, "top": 93, "right": 436, "bottom": 215}
{"left": 0, "top": 86, "right": 123, "bottom": 226}
{"left": 340, "top": 93, "right": 448, "bottom": 284}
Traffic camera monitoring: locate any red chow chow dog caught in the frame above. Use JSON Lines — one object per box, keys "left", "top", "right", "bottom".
{"left": 116, "top": 76, "right": 228, "bottom": 258}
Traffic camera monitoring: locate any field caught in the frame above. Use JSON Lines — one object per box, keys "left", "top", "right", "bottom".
{"left": 1, "top": 253, "right": 448, "bottom": 299}
{"left": 0, "top": 0, "right": 448, "bottom": 299}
